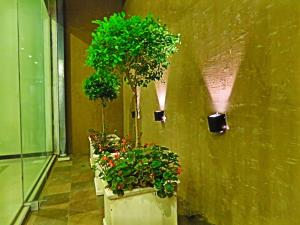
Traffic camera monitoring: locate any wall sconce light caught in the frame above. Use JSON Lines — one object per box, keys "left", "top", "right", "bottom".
{"left": 207, "top": 113, "right": 228, "bottom": 133}
{"left": 154, "top": 110, "right": 166, "bottom": 122}
{"left": 131, "top": 110, "right": 140, "bottom": 119}
{"left": 131, "top": 111, "right": 135, "bottom": 118}
{"left": 155, "top": 72, "right": 168, "bottom": 124}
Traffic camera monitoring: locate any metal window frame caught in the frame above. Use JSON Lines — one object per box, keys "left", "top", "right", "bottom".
{"left": 51, "top": 0, "right": 67, "bottom": 157}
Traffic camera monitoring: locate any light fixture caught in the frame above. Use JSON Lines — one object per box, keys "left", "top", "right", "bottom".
{"left": 154, "top": 110, "right": 166, "bottom": 122}
{"left": 155, "top": 72, "right": 168, "bottom": 112}
{"left": 207, "top": 113, "right": 228, "bottom": 133}
{"left": 131, "top": 111, "right": 135, "bottom": 118}
{"left": 131, "top": 110, "right": 140, "bottom": 119}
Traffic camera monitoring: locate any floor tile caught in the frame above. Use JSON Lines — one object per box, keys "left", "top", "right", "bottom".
{"left": 69, "top": 198, "right": 99, "bottom": 216}
{"left": 71, "top": 180, "right": 94, "bottom": 193}
{"left": 43, "top": 183, "right": 72, "bottom": 196}
{"left": 25, "top": 155, "right": 103, "bottom": 225}
{"left": 68, "top": 210, "right": 102, "bottom": 225}
{"left": 40, "top": 193, "right": 70, "bottom": 207}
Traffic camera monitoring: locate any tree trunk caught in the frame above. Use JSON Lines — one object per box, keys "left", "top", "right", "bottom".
{"left": 134, "top": 87, "right": 140, "bottom": 147}
{"left": 101, "top": 102, "right": 105, "bottom": 137}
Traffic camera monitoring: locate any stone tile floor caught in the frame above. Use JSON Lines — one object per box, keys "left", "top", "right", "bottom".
{"left": 25, "top": 155, "right": 103, "bottom": 225}
{"left": 25, "top": 155, "right": 212, "bottom": 225}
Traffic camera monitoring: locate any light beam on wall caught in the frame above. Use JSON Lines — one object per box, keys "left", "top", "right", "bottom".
{"left": 203, "top": 43, "right": 244, "bottom": 113}
{"left": 155, "top": 72, "right": 169, "bottom": 111}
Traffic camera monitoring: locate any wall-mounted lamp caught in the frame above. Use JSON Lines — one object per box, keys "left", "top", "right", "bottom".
{"left": 154, "top": 110, "right": 166, "bottom": 122}
{"left": 131, "top": 111, "right": 135, "bottom": 118}
{"left": 131, "top": 110, "right": 140, "bottom": 119}
{"left": 207, "top": 113, "right": 229, "bottom": 134}
{"left": 155, "top": 72, "right": 168, "bottom": 124}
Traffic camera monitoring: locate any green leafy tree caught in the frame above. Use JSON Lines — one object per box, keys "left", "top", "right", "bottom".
{"left": 87, "top": 12, "right": 180, "bottom": 146}
{"left": 83, "top": 70, "right": 120, "bottom": 133}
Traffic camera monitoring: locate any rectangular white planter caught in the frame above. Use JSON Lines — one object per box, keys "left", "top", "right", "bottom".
{"left": 89, "top": 137, "right": 94, "bottom": 159}
{"left": 94, "top": 177, "right": 107, "bottom": 195}
{"left": 89, "top": 137, "right": 109, "bottom": 196}
{"left": 94, "top": 162, "right": 106, "bottom": 196}
{"left": 89, "top": 137, "right": 99, "bottom": 168}
{"left": 90, "top": 154, "right": 99, "bottom": 168}
{"left": 103, "top": 188, "right": 177, "bottom": 225}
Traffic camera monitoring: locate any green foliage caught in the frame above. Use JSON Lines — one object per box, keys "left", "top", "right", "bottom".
{"left": 87, "top": 12, "right": 180, "bottom": 88}
{"left": 83, "top": 70, "right": 120, "bottom": 106}
{"left": 97, "top": 144, "right": 181, "bottom": 198}
{"left": 89, "top": 129, "right": 132, "bottom": 155}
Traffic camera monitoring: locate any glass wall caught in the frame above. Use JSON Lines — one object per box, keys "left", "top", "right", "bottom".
{"left": 0, "top": 0, "right": 54, "bottom": 224}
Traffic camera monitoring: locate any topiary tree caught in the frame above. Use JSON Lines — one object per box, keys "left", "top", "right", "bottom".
{"left": 83, "top": 70, "right": 120, "bottom": 133}
{"left": 87, "top": 12, "right": 180, "bottom": 147}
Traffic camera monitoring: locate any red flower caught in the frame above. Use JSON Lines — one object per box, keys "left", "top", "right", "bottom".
{"left": 177, "top": 167, "right": 182, "bottom": 175}
{"left": 114, "top": 152, "right": 120, "bottom": 159}
{"left": 108, "top": 160, "right": 115, "bottom": 167}
{"left": 117, "top": 183, "right": 124, "bottom": 190}
{"left": 102, "top": 156, "right": 108, "bottom": 161}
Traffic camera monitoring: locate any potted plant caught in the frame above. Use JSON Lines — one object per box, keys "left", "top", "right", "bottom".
{"left": 91, "top": 132, "right": 130, "bottom": 195}
{"left": 86, "top": 12, "right": 181, "bottom": 220}
{"left": 98, "top": 144, "right": 181, "bottom": 225}
{"left": 83, "top": 69, "right": 120, "bottom": 162}
{"left": 87, "top": 12, "right": 180, "bottom": 147}
{"left": 83, "top": 70, "right": 120, "bottom": 134}
{"left": 83, "top": 69, "right": 121, "bottom": 194}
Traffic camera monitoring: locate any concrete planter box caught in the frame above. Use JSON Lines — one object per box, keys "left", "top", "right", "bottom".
{"left": 94, "top": 161, "right": 101, "bottom": 178}
{"left": 94, "top": 177, "right": 107, "bottom": 196}
{"left": 89, "top": 137, "right": 94, "bottom": 158}
{"left": 90, "top": 154, "right": 99, "bottom": 168}
{"left": 88, "top": 138, "right": 104, "bottom": 195}
{"left": 103, "top": 188, "right": 177, "bottom": 225}
{"left": 94, "top": 161, "right": 106, "bottom": 196}
{"left": 89, "top": 137, "right": 98, "bottom": 168}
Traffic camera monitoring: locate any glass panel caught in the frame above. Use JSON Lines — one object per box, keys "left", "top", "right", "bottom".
{"left": 0, "top": 0, "right": 54, "bottom": 223}
{"left": 18, "top": 0, "right": 53, "bottom": 200}
{"left": 0, "top": 0, "right": 24, "bottom": 224}
{"left": 43, "top": 0, "right": 53, "bottom": 154}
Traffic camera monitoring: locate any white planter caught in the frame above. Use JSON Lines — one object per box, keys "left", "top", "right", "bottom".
{"left": 90, "top": 154, "right": 99, "bottom": 168}
{"left": 93, "top": 155, "right": 115, "bottom": 196}
{"left": 94, "top": 177, "right": 107, "bottom": 195}
{"left": 94, "top": 160, "right": 101, "bottom": 177}
{"left": 103, "top": 188, "right": 177, "bottom": 225}
{"left": 89, "top": 137, "right": 99, "bottom": 168}
{"left": 94, "top": 162, "right": 106, "bottom": 196}
{"left": 89, "top": 137, "right": 94, "bottom": 159}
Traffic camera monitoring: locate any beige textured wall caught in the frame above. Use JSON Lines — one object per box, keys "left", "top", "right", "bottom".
{"left": 65, "top": 0, "right": 124, "bottom": 155}
{"left": 124, "top": 1, "right": 300, "bottom": 225}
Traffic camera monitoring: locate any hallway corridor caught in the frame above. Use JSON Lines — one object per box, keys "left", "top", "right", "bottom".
{"left": 25, "top": 155, "right": 104, "bottom": 225}
{"left": 24, "top": 155, "right": 211, "bottom": 225}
